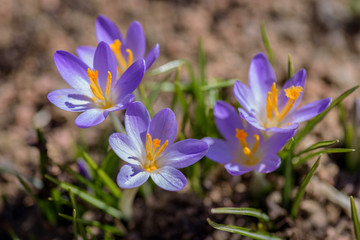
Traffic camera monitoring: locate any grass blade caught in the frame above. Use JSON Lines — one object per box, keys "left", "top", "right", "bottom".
{"left": 288, "top": 54, "right": 294, "bottom": 79}
{"left": 295, "top": 139, "right": 339, "bottom": 156}
{"left": 291, "top": 157, "right": 320, "bottom": 218}
{"left": 207, "top": 219, "right": 283, "bottom": 240}
{"left": 260, "top": 23, "right": 274, "bottom": 65}
{"left": 350, "top": 196, "right": 360, "bottom": 240}
{"left": 293, "top": 85, "right": 359, "bottom": 148}
{"left": 146, "top": 59, "right": 189, "bottom": 76}
{"left": 46, "top": 175, "right": 122, "bottom": 219}
{"left": 293, "top": 148, "right": 354, "bottom": 166}
{"left": 211, "top": 208, "right": 270, "bottom": 222}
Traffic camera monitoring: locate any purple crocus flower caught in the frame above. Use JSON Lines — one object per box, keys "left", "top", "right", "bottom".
{"left": 203, "top": 101, "right": 295, "bottom": 175}
{"left": 77, "top": 15, "right": 159, "bottom": 74}
{"left": 48, "top": 42, "right": 145, "bottom": 128}
{"left": 233, "top": 53, "right": 331, "bottom": 132}
{"left": 109, "top": 102, "right": 209, "bottom": 191}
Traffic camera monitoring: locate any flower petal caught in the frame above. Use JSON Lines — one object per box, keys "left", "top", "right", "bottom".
{"left": 151, "top": 166, "right": 187, "bottom": 191}
{"left": 76, "top": 46, "right": 96, "bottom": 68}
{"left": 224, "top": 162, "right": 253, "bottom": 176}
{"left": 48, "top": 89, "right": 93, "bottom": 112}
{"left": 149, "top": 108, "right": 177, "bottom": 145}
{"left": 248, "top": 53, "right": 276, "bottom": 105}
{"left": 289, "top": 98, "right": 332, "bottom": 123}
{"left": 144, "top": 44, "right": 159, "bottom": 70}
{"left": 278, "top": 69, "right": 306, "bottom": 111}
{"left": 159, "top": 139, "right": 208, "bottom": 168}
{"left": 109, "top": 133, "right": 142, "bottom": 164}
{"left": 124, "top": 102, "right": 151, "bottom": 152}
{"left": 111, "top": 94, "right": 134, "bottom": 111}
{"left": 233, "top": 80, "right": 257, "bottom": 115}
{"left": 96, "top": 15, "right": 123, "bottom": 44}
{"left": 255, "top": 154, "right": 281, "bottom": 173}
{"left": 93, "top": 42, "right": 117, "bottom": 92}
{"left": 125, "top": 21, "right": 146, "bottom": 61}
{"left": 117, "top": 164, "right": 149, "bottom": 189}
{"left": 54, "top": 51, "right": 91, "bottom": 94}
{"left": 238, "top": 108, "right": 265, "bottom": 131}
{"left": 202, "top": 137, "right": 233, "bottom": 164}
{"left": 75, "top": 108, "right": 108, "bottom": 128}
{"left": 113, "top": 59, "right": 145, "bottom": 97}
{"left": 262, "top": 129, "right": 296, "bottom": 154}
{"left": 214, "top": 101, "right": 244, "bottom": 142}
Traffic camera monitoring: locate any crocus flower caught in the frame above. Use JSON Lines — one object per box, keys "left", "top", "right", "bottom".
{"left": 109, "top": 102, "right": 209, "bottom": 191}
{"left": 233, "top": 53, "right": 331, "bottom": 132}
{"left": 77, "top": 15, "right": 159, "bottom": 74}
{"left": 48, "top": 42, "right": 145, "bottom": 128}
{"left": 77, "top": 159, "right": 91, "bottom": 180}
{"left": 203, "top": 101, "right": 295, "bottom": 175}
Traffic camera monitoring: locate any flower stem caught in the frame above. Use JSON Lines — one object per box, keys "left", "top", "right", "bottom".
{"left": 120, "top": 187, "right": 139, "bottom": 221}
{"left": 109, "top": 112, "right": 126, "bottom": 134}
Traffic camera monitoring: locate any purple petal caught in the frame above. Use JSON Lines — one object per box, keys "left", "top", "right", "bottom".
{"left": 289, "top": 98, "right": 332, "bottom": 123}
{"left": 48, "top": 89, "right": 93, "bottom": 112}
{"left": 117, "top": 164, "right": 149, "bottom": 189}
{"left": 262, "top": 129, "right": 296, "bottom": 154}
{"left": 233, "top": 81, "right": 257, "bottom": 114}
{"left": 248, "top": 53, "right": 276, "bottom": 105}
{"left": 76, "top": 46, "right": 96, "bottom": 68}
{"left": 93, "top": 42, "right": 117, "bottom": 92}
{"left": 110, "top": 94, "right": 134, "bottom": 112}
{"left": 224, "top": 162, "right": 253, "bottom": 176}
{"left": 144, "top": 44, "right": 159, "bottom": 70}
{"left": 278, "top": 69, "right": 306, "bottom": 111}
{"left": 202, "top": 137, "right": 233, "bottom": 164}
{"left": 124, "top": 101, "right": 151, "bottom": 151}
{"left": 77, "top": 160, "right": 91, "bottom": 180}
{"left": 54, "top": 51, "right": 91, "bottom": 94}
{"left": 214, "top": 101, "right": 244, "bottom": 142}
{"left": 96, "top": 15, "right": 123, "bottom": 44}
{"left": 151, "top": 166, "right": 187, "bottom": 191}
{"left": 75, "top": 108, "right": 108, "bottom": 128}
{"left": 149, "top": 108, "right": 177, "bottom": 145}
{"left": 109, "top": 133, "right": 142, "bottom": 164}
{"left": 238, "top": 108, "right": 265, "bottom": 131}
{"left": 255, "top": 154, "right": 281, "bottom": 173}
{"left": 158, "top": 139, "right": 208, "bottom": 168}
{"left": 125, "top": 21, "right": 146, "bottom": 61}
{"left": 113, "top": 59, "right": 145, "bottom": 97}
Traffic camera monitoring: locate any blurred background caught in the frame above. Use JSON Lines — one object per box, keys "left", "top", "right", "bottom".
{"left": 0, "top": 0, "right": 359, "bottom": 239}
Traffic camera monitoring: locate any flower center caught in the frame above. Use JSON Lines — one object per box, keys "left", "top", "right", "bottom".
{"left": 235, "top": 129, "right": 260, "bottom": 166}
{"left": 265, "top": 82, "right": 303, "bottom": 128}
{"left": 143, "top": 133, "right": 168, "bottom": 173}
{"left": 110, "top": 39, "right": 133, "bottom": 74}
{"left": 87, "top": 68, "right": 113, "bottom": 109}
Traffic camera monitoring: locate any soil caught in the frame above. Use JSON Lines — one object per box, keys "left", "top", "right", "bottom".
{"left": 0, "top": 0, "right": 360, "bottom": 239}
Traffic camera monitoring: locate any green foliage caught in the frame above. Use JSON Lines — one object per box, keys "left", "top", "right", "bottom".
{"left": 350, "top": 196, "right": 360, "bottom": 240}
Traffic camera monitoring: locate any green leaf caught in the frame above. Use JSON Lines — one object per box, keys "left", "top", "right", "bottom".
{"left": 100, "top": 150, "right": 121, "bottom": 179}
{"left": 198, "top": 38, "right": 206, "bottom": 84}
{"left": 293, "top": 148, "right": 354, "bottom": 166}
{"left": 211, "top": 208, "right": 270, "bottom": 222}
{"left": 82, "top": 152, "right": 122, "bottom": 198}
{"left": 260, "top": 23, "right": 274, "bottom": 65}
{"left": 291, "top": 157, "right": 320, "bottom": 218}
{"left": 146, "top": 59, "right": 190, "bottom": 76}
{"left": 288, "top": 54, "right": 294, "bottom": 79}
{"left": 293, "top": 85, "right": 360, "bottom": 148}
{"left": 45, "top": 175, "right": 122, "bottom": 219}
{"left": 207, "top": 219, "right": 283, "bottom": 240}
{"left": 295, "top": 139, "right": 339, "bottom": 156}
{"left": 59, "top": 213, "right": 123, "bottom": 236}
{"left": 350, "top": 196, "right": 360, "bottom": 240}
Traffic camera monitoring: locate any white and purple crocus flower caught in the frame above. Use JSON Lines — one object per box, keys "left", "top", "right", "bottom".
{"left": 77, "top": 15, "right": 159, "bottom": 74}
{"left": 203, "top": 101, "right": 295, "bottom": 175}
{"left": 109, "top": 102, "right": 209, "bottom": 191}
{"left": 234, "top": 53, "right": 332, "bottom": 132}
{"left": 48, "top": 42, "right": 145, "bottom": 128}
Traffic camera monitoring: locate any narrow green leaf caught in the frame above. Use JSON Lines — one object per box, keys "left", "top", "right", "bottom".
{"left": 260, "top": 23, "right": 274, "bottom": 65}
{"left": 46, "top": 175, "right": 122, "bottom": 219}
{"left": 82, "top": 152, "right": 121, "bottom": 198}
{"left": 198, "top": 38, "right": 206, "bottom": 84}
{"left": 283, "top": 154, "right": 293, "bottom": 209}
{"left": 207, "top": 219, "right": 283, "bottom": 240}
{"left": 293, "top": 85, "right": 360, "bottom": 148}
{"left": 211, "top": 208, "right": 270, "bottom": 222}
{"left": 59, "top": 213, "right": 123, "bottom": 236}
{"left": 293, "top": 148, "right": 354, "bottom": 166}
{"left": 138, "top": 83, "right": 154, "bottom": 117}
{"left": 288, "top": 55, "right": 294, "bottom": 79}
{"left": 100, "top": 150, "right": 121, "bottom": 179}
{"left": 295, "top": 139, "right": 339, "bottom": 156}
{"left": 148, "top": 74, "right": 172, "bottom": 104}
{"left": 350, "top": 196, "right": 360, "bottom": 240}
{"left": 291, "top": 157, "right": 320, "bottom": 217}
{"left": 146, "top": 59, "right": 189, "bottom": 76}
